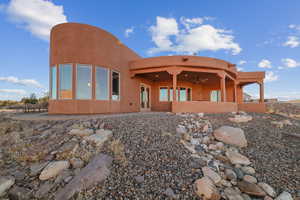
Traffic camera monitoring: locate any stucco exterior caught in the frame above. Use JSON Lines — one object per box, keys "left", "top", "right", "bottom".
{"left": 49, "top": 23, "right": 266, "bottom": 114}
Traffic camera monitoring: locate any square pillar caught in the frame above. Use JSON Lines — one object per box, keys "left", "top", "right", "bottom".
{"left": 259, "top": 82, "right": 264, "bottom": 103}
{"left": 220, "top": 75, "right": 226, "bottom": 102}
{"left": 172, "top": 73, "right": 177, "bottom": 102}
{"left": 234, "top": 81, "right": 237, "bottom": 102}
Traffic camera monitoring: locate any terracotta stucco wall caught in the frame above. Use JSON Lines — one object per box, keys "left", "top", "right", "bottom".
{"left": 49, "top": 23, "right": 142, "bottom": 114}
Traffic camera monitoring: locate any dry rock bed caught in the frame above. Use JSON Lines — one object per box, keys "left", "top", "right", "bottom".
{"left": 0, "top": 111, "right": 299, "bottom": 200}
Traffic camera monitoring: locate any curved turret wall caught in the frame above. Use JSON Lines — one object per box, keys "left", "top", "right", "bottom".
{"left": 49, "top": 23, "right": 141, "bottom": 114}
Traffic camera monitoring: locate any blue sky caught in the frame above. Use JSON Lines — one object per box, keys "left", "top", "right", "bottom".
{"left": 0, "top": 0, "right": 300, "bottom": 100}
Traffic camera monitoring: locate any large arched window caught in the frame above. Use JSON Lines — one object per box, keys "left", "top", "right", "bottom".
{"left": 50, "top": 66, "right": 57, "bottom": 99}
{"left": 96, "top": 66, "right": 109, "bottom": 100}
{"left": 59, "top": 64, "right": 72, "bottom": 99}
{"left": 76, "top": 64, "right": 92, "bottom": 99}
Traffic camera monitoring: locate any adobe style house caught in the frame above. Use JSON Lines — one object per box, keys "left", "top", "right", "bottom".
{"left": 49, "top": 23, "right": 265, "bottom": 114}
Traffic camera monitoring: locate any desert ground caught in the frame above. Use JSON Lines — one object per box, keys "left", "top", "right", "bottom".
{"left": 0, "top": 102, "right": 299, "bottom": 200}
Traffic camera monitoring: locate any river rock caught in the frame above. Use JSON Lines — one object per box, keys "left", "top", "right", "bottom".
{"left": 194, "top": 177, "right": 220, "bottom": 200}
{"left": 224, "top": 187, "right": 244, "bottom": 200}
{"left": 213, "top": 126, "right": 247, "bottom": 147}
{"left": 258, "top": 183, "right": 276, "bottom": 197}
{"left": 225, "top": 169, "right": 237, "bottom": 180}
{"left": 0, "top": 176, "right": 15, "bottom": 196}
{"left": 243, "top": 175, "right": 257, "bottom": 183}
{"left": 8, "top": 186, "right": 32, "bottom": 200}
{"left": 85, "top": 130, "right": 112, "bottom": 146}
{"left": 55, "top": 153, "right": 112, "bottom": 200}
{"left": 237, "top": 181, "right": 266, "bottom": 197}
{"left": 39, "top": 161, "right": 70, "bottom": 180}
{"left": 69, "top": 129, "right": 93, "bottom": 137}
{"left": 70, "top": 158, "right": 84, "bottom": 169}
{"left": 241, "top": 166, "right": 255, "bottom": 175}
{"left": 226, "top": 151, "right": 251, "bottom": 165}
{"left": 275, "top": 192, "right": 293, "bottom": 200}
{"left": 202, "top": 167, "right": 222, "bottom": 184}
{"left": 229, "top": 115, "right": 253, "bottom": 123}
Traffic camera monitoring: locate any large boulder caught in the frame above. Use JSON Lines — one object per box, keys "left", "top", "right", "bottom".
{"left": 55, "top": 153, "right": 113, "bottom": 200}
{"left": 39, "top": 161, "right": 70, "bottom": 180}
{"left": 194, "top": 177, "right": 220, "bottom": 200}
{"left": 0, "top": 176, "right": 15, "bottom": 196}
{"left": 213, "top": 126, "right": 247, "bottom": 148}
{"left": 226, "top": 151, "right": 251, "bottom": 165}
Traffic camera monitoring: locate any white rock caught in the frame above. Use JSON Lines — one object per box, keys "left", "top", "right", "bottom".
{"left": 225, "top": 151, "right": 251, "bottom": 165}
{"left": 258, "top": 182, "right": 277, "bottom": 198}
{"left": 213, "top": 126, "right": 247, "bottom": 148}
{"left": 0, "top": 176, "right": 15, "bottom": 196}
{"left": 69, "top": 129, "right": 93, "bottom": 137}
{"left": 85, "top": 129, "right": 113, "bottom": 146}
{"left": 202, "top": 167, "right": 222, "bottom": 184}
{"left": 39, "top": 161, "right": 70, "bottom": 180}
{"left": 229, "top": 115, "right": 253, "bottom": 123}
{"left": 275, "top": 192, "right": 293, "bottom": 200}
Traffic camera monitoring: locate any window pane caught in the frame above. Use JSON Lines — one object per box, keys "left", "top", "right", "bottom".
{"left": 180, "top": 88, "right": 187, "bottom": 101}
{"left": 211, "top": 90, "right": 220, "bottom": 102}
{"left": 160, "top": 87, "right": 168, "bottom": 101}
{"left": 169, "top": 87, "right": 179, "bottom": 101}
{"left": 50, "top": 66, "right": 57, "bottom": 99}
{"left": 76, "top": 64, "right": 92, "bottom": 99}
{"left": 187, "top": 88, "right": 192, "bottom": 101}
{"left": 59, "top": 64, "right": 72, "bottom": 99}
{"left": 96, "top": 67, "right": 109, "bottom": 100}
{"left": 112, "top": 71, "right": 120, "bottom": 100}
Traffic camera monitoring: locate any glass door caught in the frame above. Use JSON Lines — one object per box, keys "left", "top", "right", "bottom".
{"left": 140, "top": 84, "right": 150, "bottom": 111}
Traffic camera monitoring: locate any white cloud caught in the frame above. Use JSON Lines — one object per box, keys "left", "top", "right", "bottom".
{"left": 180, "top": 17, "right": 204, "bottom": 29}
{"left": 149, "top": 16, "right": 179, "bottom": 53}
{"left": 237, "top": 67, "right": 243, "bottom": 71}
{"left": 258, "top": 59, "right": 272, "bottom": 68}
{"left": 264, "top": 71, "right": 278, "bottom": 82}
{"left": 283, "top": 36, "right": 300, "bottom": 48}
{"left": 148, "top": 16, "right": 241, "bottom": 55}
{"left": 5, "top": 0, "right": 67, "bottom": 40}
{"left": 0, "top": 89, "right": 26, "bottom": 95}
{"left": 238, "top": 60, "right": 246, "bottom": 65}
{"left": 288, "top": 24, "right": 300, "bottom": 31}
{"left": 0, "top": 76, "right": 44, "bottom": 88}
{"left": 281, "top": 58, "right": 300, "bottom": 68}
{"left": 125, "top": 27, "right": 134, "bottom": 38}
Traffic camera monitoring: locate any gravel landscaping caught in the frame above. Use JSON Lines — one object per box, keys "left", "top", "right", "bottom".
{"left": 0, "top": 110, "right": 299, "bottom": 199}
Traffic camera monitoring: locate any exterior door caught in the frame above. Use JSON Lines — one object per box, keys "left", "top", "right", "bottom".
{"left": 140, "top": 84, "right": 151, "bottom": 111}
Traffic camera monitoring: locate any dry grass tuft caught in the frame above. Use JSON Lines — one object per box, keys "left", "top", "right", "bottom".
{"left": 109, "top": 139, "right": 128, "bottom": 166}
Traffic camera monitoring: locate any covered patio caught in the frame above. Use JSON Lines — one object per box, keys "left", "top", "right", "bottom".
{"left": 130, "top": 56, "right": 265, "bottom": 113}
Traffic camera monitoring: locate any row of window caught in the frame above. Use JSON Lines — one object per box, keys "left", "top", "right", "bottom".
{"left": 50, "top": 64, "right": 120, "bottom": 100}
{"left": 159, "top": 87, "right": 192, "bottom": 102}
{"left": 159, "top": 87, "right": 221, "bottom": 102}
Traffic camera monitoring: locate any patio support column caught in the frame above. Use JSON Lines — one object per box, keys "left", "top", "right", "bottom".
{"left": 172, "top": 73, "right": 177, "bottom": 101}
{"left": 167, "top": 68, "right": 182, "bottom": 102}
{"left": 259, "top": 81, "right": 264, "bottom": 103}
{"left": 219, "top": 73, "right": 226, "bottom": 102}
{"left": 234, "top": 81, "right": 237, "bottom": 102}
